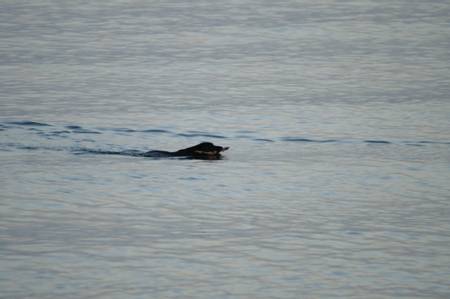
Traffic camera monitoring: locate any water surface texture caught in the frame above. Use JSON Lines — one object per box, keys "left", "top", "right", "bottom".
{"left": 1, "top": 1, "right": 450, "bottom": 298}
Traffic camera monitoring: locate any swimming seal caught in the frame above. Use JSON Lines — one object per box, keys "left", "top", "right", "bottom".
{"left": 143, "top": 142, "right": 229, "bottom": 160}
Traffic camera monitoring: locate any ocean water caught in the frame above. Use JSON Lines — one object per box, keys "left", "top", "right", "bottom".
{"left": 1, "top": 1, "right": 450, "bottom": 298}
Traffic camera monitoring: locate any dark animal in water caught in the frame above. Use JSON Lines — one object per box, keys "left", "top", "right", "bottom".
{"left": 143, "top": 142, "right": 229, "bottom": 160}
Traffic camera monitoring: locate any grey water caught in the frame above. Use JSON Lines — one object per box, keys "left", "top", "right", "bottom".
{"left": 1, "top": 1, "right": 450, "bottom": 298}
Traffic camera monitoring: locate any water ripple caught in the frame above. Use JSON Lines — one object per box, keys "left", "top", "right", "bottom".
{"left": 107, "top": 128, "right": 137, "bottom": 133}
{"left": 65, "top": 125, "right": 101, "bottom": 134}
{"left": 6, "top": 121, "right": 51, "bottom": 126}
{"left": 141, "top": 129, "right": 172, "bottom": 134}
{"left": 281, "top": 137, "right": 338, "bottom": 143}
{"left": 254, "top": 138, "right": 275, "bottom": 142}
{"left": 364, "top": 140, "right": 391, "bottom": 144}
{"left": 177, "top": 132, "right": 228, "bottom": 139}
{"left": 2, "top": 121, "right": 450, "bottom": 150}
{"left": 72, "top": 148, "right": 143, "bottom": 156}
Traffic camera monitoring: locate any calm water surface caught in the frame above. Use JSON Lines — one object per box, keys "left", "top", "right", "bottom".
{"left": 1, "top": 1, "right": 450, "bottom": 298}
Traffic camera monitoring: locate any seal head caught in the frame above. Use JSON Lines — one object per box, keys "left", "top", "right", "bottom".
{"left": 174, "top": 142, "right": 229, "bottom": 159}
{"left": 143, "top": 142, "right": 229, "bottom": 159}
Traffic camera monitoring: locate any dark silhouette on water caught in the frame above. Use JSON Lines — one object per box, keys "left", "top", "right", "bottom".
{"left": 73, "top": 142, "right": 229, "bottom": 160}
{"left": 144, "top": 142, "right": 229, "bottom": 160}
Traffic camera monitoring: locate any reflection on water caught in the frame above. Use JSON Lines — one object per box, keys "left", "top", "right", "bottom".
{"left": 1, "top": 0, "right": 450, "bottom": 298}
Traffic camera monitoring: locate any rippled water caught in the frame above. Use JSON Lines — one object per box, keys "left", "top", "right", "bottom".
{"left": 1, "top": 1, "right": 450, "bottom": 298}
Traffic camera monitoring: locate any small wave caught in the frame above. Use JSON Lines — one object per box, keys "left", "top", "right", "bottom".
{"left": 95, "top": 127, "right": 138, "bottom": 133}
{"left": 17, "top": 145, "right": 41, "bottom": 150}
{"left": 179, "top": 176, "right": 206, "bottom": 181}
{"left": 403, "top": 141, "right": 450, "bottom": 146}
{"left": 72, "top": 129, "right": 101, "bottom": 134}
{"left": 0, "top": 142, "right": 67, "bottom": 152}
{"left": 234, "top": 135, "right": 274, "bottom": 142}
{"left": 72, "top": 148, "right": 178, "bottom": 159}
{"left": 72, "top": 148, "right": 146, "bottom": 157}
{"left": 65, "top": 125, "right": 101, "bottom": 134}
{"left": 6, "top": 121, "right": 51, "bottom": 126}
{"left": 364, "top": 140, "right": 391, "bottom": 144}
{"left": 177, "top": 132, "right": 227, "bottom": 139}
{"left": 280, "top": 137, "right": 450, "bottom": 146}
{"left": 281, "top": 137, "right": 337, "bottom": 143}
{"left": 110, "top": 128, "right": 137, "bottom": 133}
{"left": 141, "top": 129, "right": 172, "bottom": 134}
{"left": 50, "top": 130, "right": 71, "bottom": 135}
{"left": 95, "top": 127, "right": 173, "bottom": 134}
{"left": 416, "top": 140, "right": 450, "bottom": 145}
